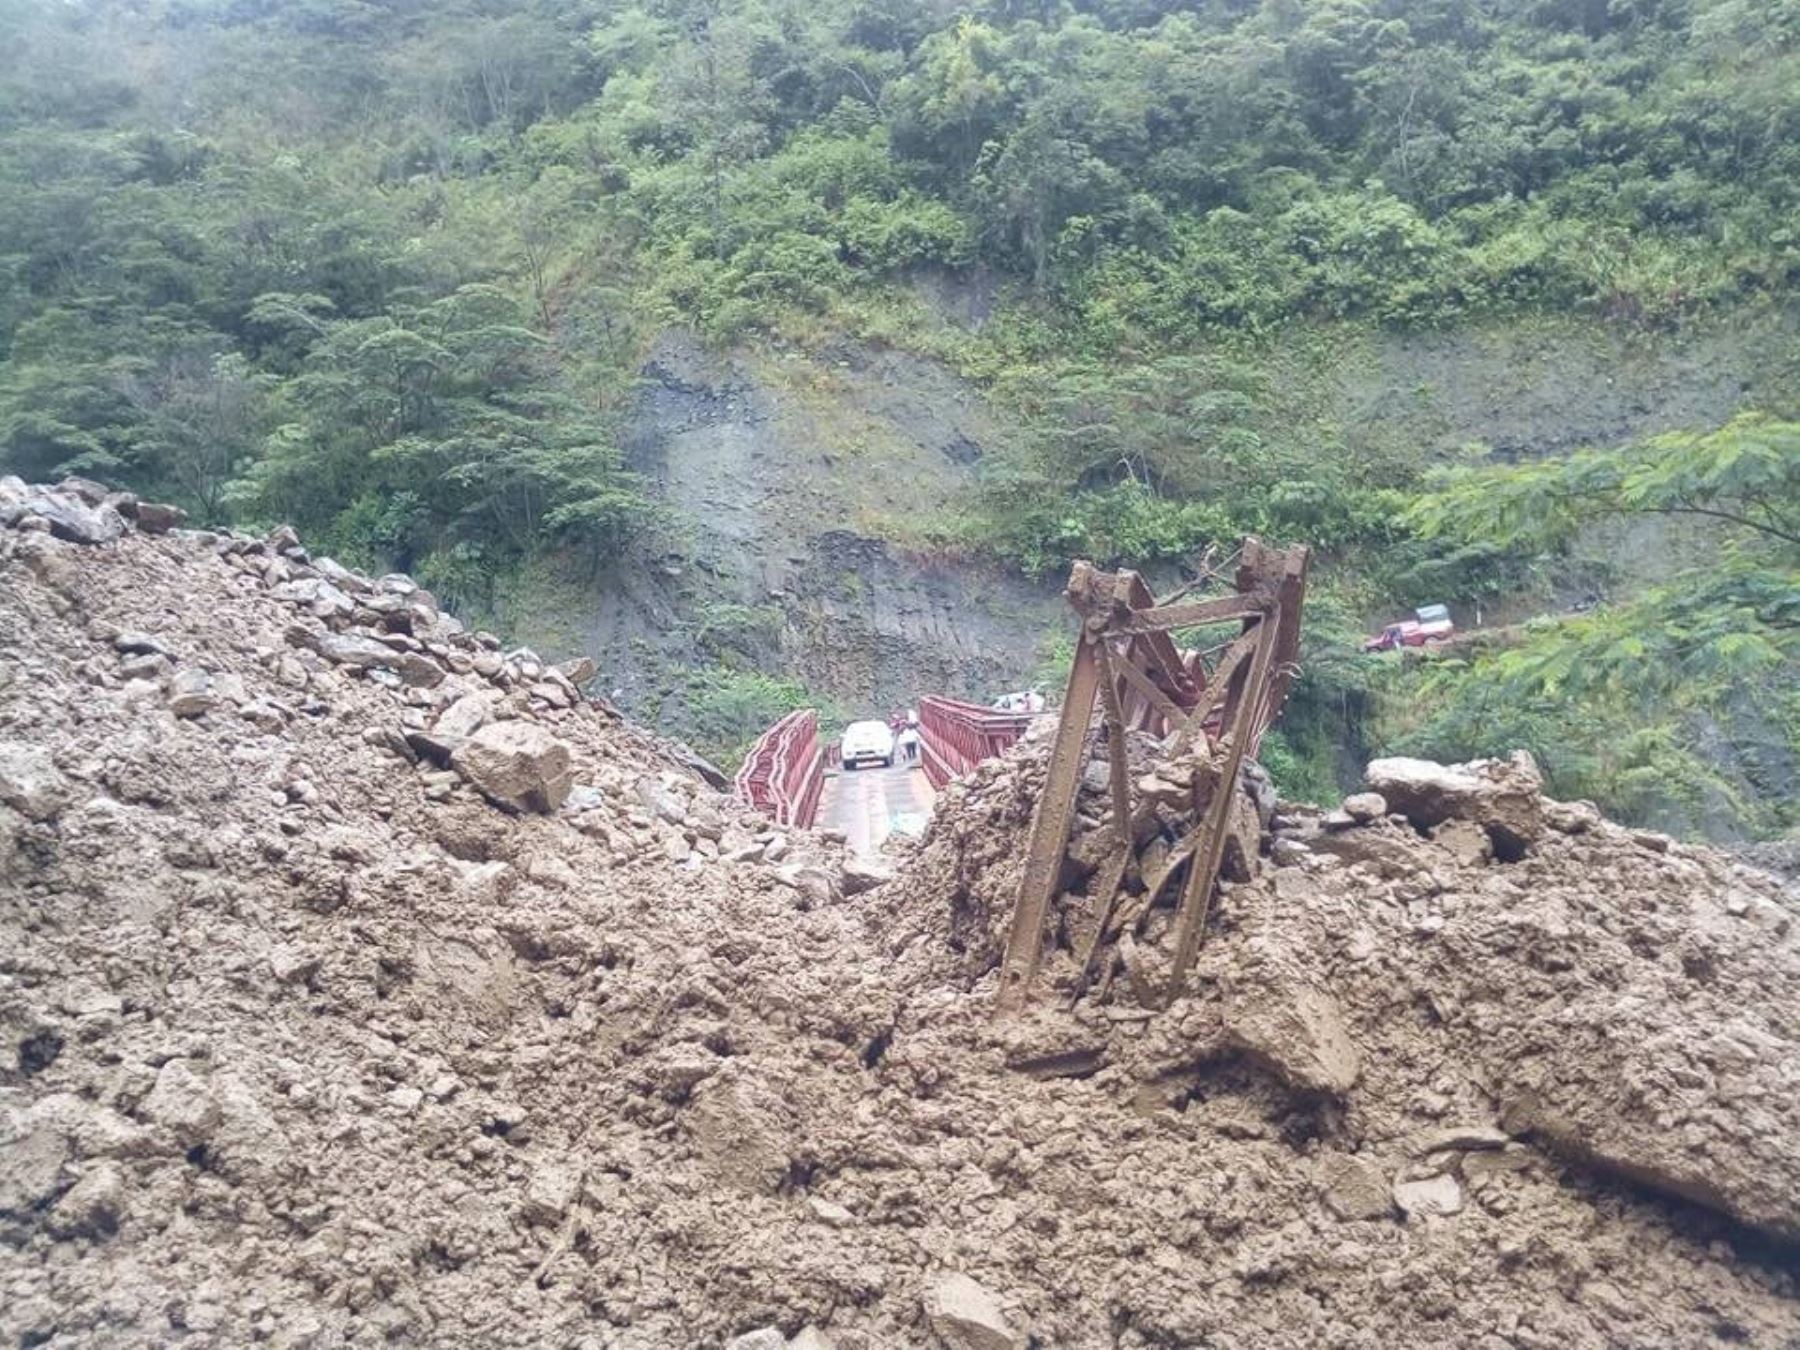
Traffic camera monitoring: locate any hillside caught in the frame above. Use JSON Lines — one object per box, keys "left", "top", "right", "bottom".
{"left": 1, "top": 0, "right": 1797, "bottom": 833}
{"left": 4, "top": 481, "right": 1800, "bottom": 1347}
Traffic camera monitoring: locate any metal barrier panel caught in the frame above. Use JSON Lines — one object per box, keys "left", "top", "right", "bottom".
{"left": 916, "top": 696, "right": 1035, "bottom": 790}
{"left": 733, "top": 708, "right": 823, "bottom": 828}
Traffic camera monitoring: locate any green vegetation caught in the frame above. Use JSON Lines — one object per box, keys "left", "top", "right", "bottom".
{"left": 1396, "top": 414, "right": 1799, "bottom": 837}
{"left": 1, "top": 0, "right": 1795, "bottom": 821}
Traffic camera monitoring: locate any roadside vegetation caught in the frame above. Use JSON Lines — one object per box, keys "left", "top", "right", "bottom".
{"left": 1, "top": 0, "right": 1795, "bottom": 832}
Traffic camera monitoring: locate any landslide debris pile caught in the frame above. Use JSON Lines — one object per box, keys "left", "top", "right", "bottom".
{"left": 3, "top": 476, "right": 1798, "bottom": 1348}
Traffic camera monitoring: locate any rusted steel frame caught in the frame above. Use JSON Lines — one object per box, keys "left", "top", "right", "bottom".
{"left": 1110, "top": 651, "right": 1189, "bottom": 739}
{"left": 1117, "top": 594, "right": 1263, "bottom": 636}
{"left": 1160, "top": 610, "right": 1279, "bottom": 1005}
{"left": 1093, "top": 640, "right": 1136, "bottom": 853}
{"left": 1166, "top": 633, "right": 1252, "bottom": 758}
{"left": 1068, "top": 843, "right": 1132, "bottom": 1003}
{"left": 1122, "top": 572, "right": 1199, "bottom": 704}
{"left": 1240, "top": 541, "right": 1311, "bottom": 756}
{"left": 997, "top": 631, "right": 1102, "bottom": 1013}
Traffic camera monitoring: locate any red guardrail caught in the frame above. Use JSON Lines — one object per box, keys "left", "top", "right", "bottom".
{"left": 734, "top": 708, "right": 824, "bottom": 828}
{"left": 916, "top": 695, "right": 1036, "bottom": 790}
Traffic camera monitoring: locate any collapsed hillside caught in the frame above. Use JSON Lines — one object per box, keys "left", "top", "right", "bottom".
{"left": 2, "top": 478, "right": 1798, "bottom": 1348}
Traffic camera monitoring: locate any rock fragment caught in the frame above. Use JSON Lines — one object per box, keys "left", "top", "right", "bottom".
{"left": 1393, "top": 1172, "right": 1464, "bottom": 1217}
{"left": 47, "top": 1162, "right": 127, "bottom": 1239}
{"left": 0, "top": 741, "right": 68, "bottom": 820}
{"left": 922, "top": 1273, "right": 1018, "bottom": 1350}
{"left": 140, "top": 1059, "right": 221, "bottom": 1145}
{"left": 1318, "top": 1153, "right": 1390, "bottom": 1220}
{"left": 1366, "top": 751, "right": 1544, "bottom": 855}
{"left": 166, "top": 667, "right": 218, "bottom": 718}
{"left": 452, "top": 722, "right": 574, "bottom": 813}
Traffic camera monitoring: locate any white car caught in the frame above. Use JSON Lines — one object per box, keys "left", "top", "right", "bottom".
{"left": 840, "top": 719, "right": 896, "bottom": 770}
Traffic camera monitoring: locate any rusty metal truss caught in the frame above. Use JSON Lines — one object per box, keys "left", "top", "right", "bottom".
{"left": 997, "top": 538, "right": 1311, "bottom": 1013}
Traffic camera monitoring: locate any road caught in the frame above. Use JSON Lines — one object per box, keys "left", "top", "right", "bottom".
{"left": 817, "top": 759, "right": 936, "bottom": 858}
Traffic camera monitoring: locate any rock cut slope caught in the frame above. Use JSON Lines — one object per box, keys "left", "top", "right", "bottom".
{"left": 2, "top": 476, "right": 1798, "bottom": 1349}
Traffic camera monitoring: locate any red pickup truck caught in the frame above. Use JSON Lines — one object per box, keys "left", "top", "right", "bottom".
{"left": 1364, "top": 604, "right": 1455, "bottom": 652}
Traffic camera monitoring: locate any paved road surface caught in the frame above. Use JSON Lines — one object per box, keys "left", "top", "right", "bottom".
{"left": 818, "top": 759, "right": 935, "bottom": 858}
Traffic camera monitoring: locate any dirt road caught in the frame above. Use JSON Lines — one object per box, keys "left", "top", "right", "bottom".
{"left": 818, "top": 759, "right": 935, "bottom": 857}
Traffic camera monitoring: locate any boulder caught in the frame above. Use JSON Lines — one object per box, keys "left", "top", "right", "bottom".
{"left": 6, "top": 488, "right": 125, "bottom": 545}
{"left": 1365, "top": 752, "right": 1544, "bottom": 856}
{"left": 132, "top": 500, "right": 185, "bottom": 534}
{"left": 271, "top": 577, "right": 355, "bottom": 621}
{"left": 0, "top": 741, "right": 68, "bottom": 821}
{"left": 1341, "top": 791, "right": 1387, "bottom": 823}
{"left": 409, "top": 694, "right": 492, "bottom": 763}
{"left": 922, "top": 1273, "right": 1018, "bottom": 1350}
{"left": 1222, "top": 971, "right": 1361, "bottom": 1097}
{"left": 452, "top": 722, "right": 574, "bottom": 813}
{"left": 725, "top": 1332, "right": 786, "bottom": 1350}
{"left": 310, "top": 557, "right": 370, "bottom": 593}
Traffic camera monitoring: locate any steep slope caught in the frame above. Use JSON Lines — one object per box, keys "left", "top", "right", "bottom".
{"left": 2, "top": 479, "right": 1798, "bottom": 1349}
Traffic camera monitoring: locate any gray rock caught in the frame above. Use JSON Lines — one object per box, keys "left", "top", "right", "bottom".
{"left": 1393, "top": 1171, "right": 1464, "bottom": 1217}
{"left": 166, "top": 668, "right": 217, "bottom": 718}
{"left": 635, "top": 776, "right": 689, "bottom": 825}
{"left": 271, "top": 577, "right": 355, "bottom": 621}
{"left": 1341, "top": 791, "right": 1387, "bottom": 822}
{"left": 7, "top": 488, "right": 125, "bottom": 544}
{"left": 46, "top": 1161, "right": 126, "bottom": 1239}
{"left": 141, "top": 1059, "right": 221, "bottom": 1145}
{"left": 1318, "top": 1153, "right": 1390, "bottom": 1220}
{"left": 840, "top": 857, "right": 895, "bottom": 895}
{"left": 396, "top": 651, "right": 445, "bottom": 689}
{"left": 1410, "top": 1125, "right": 1510, "bottom": 1156}
{"left": 0, "top": 741, "right": 68, "bottom": 821}
{"left": 726, "top": 1332, "right": 786, "bottom": 1350}
{"left": 1269, "top": 837, "right": 1311, "bottom": 868}
{"left": 776, "top": 864, "right": 839, "bottom": 906}
{"left": 922, "top": 1273, "right": 1017, "bottom": 1350}
{"left": 452, "top": 721, "right": 574, "bottom": 813}
{"left": 113, "top": 630, "right": 172, "bottom": 657}
{"left": 310, "top": 556, "right": 370, "bottom": 593}
{"left": 0, "top": 1125, "right": 70, "bottom": 1215}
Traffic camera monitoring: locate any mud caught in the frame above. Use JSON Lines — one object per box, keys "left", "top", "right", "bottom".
{"left": 2, "top": 480, "right": 1799, "bottom": 1348}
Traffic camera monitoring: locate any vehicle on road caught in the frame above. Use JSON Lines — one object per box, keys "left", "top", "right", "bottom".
{"left": 1364, "top": 603, "right": 1455, "bottom": 653}
{"left": 840, "top": 719, "right": 896, "bottom": 770}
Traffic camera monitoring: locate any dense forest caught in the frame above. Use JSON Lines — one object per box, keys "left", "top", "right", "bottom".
{"left": 1, "top": 0, "right": 1795, "bottom": 836}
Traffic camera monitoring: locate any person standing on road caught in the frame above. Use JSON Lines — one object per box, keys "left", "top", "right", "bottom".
{"left": 897, "top": 724, "right": 921, "bottom": 765}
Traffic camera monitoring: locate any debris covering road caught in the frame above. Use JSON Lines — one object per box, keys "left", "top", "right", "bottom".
{"left": 2, "top": 475, "right": 1798, "bottom": 1348}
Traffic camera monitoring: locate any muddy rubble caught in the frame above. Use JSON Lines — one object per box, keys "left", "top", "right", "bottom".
{"left": 2, "top": 475, "right": 1798, "bottom": 1347}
